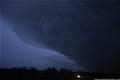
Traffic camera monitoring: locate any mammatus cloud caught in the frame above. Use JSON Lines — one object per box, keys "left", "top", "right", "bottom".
{"left": 2, "top": 0, "right": 120, "bottom": 72}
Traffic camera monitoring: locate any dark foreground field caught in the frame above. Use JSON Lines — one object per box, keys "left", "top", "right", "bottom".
{"left": 0, "top": 67, "right": 120, "bottom": 80}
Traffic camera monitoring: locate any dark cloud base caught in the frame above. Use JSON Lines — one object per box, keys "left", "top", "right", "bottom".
{"left": 1, "top": 0, "right": 120, "bottom": 72}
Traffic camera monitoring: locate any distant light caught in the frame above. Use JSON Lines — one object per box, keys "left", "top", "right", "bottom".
{"left": 77, "top": 75, "right": 81, "bottom": 78}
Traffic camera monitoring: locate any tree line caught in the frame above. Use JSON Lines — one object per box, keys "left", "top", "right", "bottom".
{"left": 0, "top": 67, "right": 120, "bottom": 80}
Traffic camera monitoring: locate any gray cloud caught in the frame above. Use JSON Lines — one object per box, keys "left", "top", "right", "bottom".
{"left": 2, "top": 0, "right": 120, "bottom": 72}
{"left": 1, "top": 20, "right": 80, "bottom": 71}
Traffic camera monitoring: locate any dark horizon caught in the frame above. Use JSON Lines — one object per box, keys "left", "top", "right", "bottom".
{"left": 1, "top": 67, "right": 120, "bottom": 80}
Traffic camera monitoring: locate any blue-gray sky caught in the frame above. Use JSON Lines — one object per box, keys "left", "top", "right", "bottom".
{"left": 0, "top": 18, "right": 82, "bottom": 71}
{"left": 1, "top": 0, "right": 120, "bottom": 72}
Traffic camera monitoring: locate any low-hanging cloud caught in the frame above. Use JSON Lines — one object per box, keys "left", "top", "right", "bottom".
{"left": 0, "top": 20, "right": 81, "bottom": 71}
{"left": 2, "top": 0, "right": 120, "bottom": 72}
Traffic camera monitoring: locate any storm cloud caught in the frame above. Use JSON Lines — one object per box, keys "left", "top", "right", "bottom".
{"left": 0, "top": 19, "right": 81, "bottom": 71}
{"left": 1, "top": 0, "right": 120, "bottom": 72}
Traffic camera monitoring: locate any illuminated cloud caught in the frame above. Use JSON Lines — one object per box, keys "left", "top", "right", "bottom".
{"left": 2, "top": 0, "right": 120, "bottom": 72}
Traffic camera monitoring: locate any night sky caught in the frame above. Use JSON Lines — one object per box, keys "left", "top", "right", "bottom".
{"left": 0, "top": 0, "right": 120, "bottom": 72}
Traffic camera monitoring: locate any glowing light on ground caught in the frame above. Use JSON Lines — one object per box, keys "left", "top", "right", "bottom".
{"left": 77, "top": 74, "right": 81, "bottom": 78}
